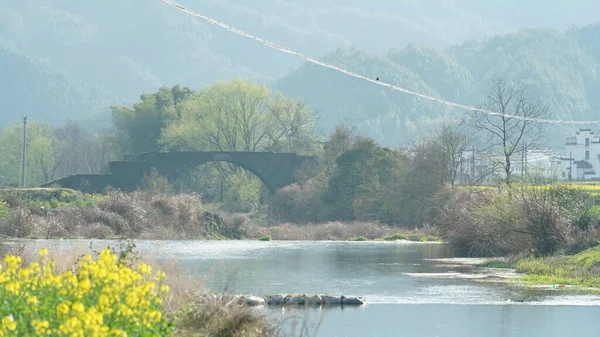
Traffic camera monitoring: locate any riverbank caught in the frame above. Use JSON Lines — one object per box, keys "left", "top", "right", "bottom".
{"left": 514, "top": 246, "right": 600, "bottom": 289}
{"left": 0, "top": 189, "right": 438, "bottom": 242}
{"left": 430, "top": 247, "right": 600, "bottom": 293}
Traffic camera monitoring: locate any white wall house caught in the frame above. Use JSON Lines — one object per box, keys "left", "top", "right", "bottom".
{"left": 560, "top": 128, "right": 600, "bottom": 180}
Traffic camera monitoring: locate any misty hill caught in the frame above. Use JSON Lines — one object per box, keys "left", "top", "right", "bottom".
{"left": 276, "top": 25, "right": 600, "bottom": 145}
{"left": 1, "top": 0, "right": 599, "bottom": 141}
{"left": 0, "top": 44, "right": 119, "bottom": 127}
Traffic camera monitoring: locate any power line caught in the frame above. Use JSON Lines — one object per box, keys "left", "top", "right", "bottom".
{"left": 160, "top": 0, "right": 600, "bottom": 125}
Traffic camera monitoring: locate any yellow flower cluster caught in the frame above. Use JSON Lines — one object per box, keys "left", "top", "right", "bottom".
{"left": 0, "top": 247, "right": 173, "bottom": 336}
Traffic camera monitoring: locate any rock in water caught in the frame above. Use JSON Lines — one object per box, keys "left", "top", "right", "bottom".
{"left": 341, "top": 296, "right": 365, "bottom": 305}
{"left": 305, "top": 295, "right": 323, "bottom": 306}
{"left": 285, "top": 294, "right": 306, "bottom": 305}
{"left": 321, "top": 295, "right": 342, "bottom": 305}
{"left": 243, "top": 295, "right": 265, "bottom": 306}
{"left": 264, "top": 294, "right": 285, "bottom": 305}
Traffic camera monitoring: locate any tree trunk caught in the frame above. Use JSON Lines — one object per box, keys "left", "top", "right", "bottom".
{"left": 505, "top": 155, "right": 511, "bottom": 184}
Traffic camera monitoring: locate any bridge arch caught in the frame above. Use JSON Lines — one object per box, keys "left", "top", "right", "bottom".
{"left": 157, "top": 157, "right": 278, "bottom": 195}
{"left": 42, "top": 151, "right": 317, "bottom": 195}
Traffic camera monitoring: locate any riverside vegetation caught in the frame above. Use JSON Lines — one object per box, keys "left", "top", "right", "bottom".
{"left": 0, "top": 188, "right": 437, "bottom": 242}
{"left": 0, "top": 242, "right": 281, "bottom": 337}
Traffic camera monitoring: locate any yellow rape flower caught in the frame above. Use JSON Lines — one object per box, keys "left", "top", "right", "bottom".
{"left": 5, "top": 282, "right": 20, "bottom": 295}
{"left": 71, "top": 302, "right": 85, "bottom": 314}
{"left": 1, "top": 316, "right": 16, "bottom": 331}
{"left": 137, "top": 263, "right": 152, "bottom": 275}
{"left": 39, "top": 248, "right": 48, "bottom": 257}
{"left": 0, "top": 247, "right": 173, "bottom": 336}
{"left": 26, "top": 296, "right": 38, "bottom": 305}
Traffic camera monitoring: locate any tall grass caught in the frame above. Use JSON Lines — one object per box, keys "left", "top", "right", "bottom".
{"left": 244, "top": 221, "right": 438, "bottom": 241}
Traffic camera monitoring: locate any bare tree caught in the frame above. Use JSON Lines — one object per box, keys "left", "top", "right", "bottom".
{"left": 469, "top": 77, "right": 548, "bottom": 185}
{"left": 433, "top": 122, "right": 473, "bottom": 185}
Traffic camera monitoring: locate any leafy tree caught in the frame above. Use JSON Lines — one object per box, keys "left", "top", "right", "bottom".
{"left": 111, "top": 85, "right": 192, "bottom": 154}
{"left": 0, "top": 121, "right": 60, "bottom": 186}
{"left": 323, "top": 138, "right": 398, "bottom": 221}
{"left": 159, "top": 79, "right": 318, "bottom": 207}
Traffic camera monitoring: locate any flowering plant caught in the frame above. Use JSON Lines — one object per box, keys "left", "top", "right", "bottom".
{"left": 0, "top": 247, "right": 173, "bottom": 336}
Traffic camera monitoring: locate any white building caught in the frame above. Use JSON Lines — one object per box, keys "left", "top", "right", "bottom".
{"left": 560, "top": 128, "right": 600, "bottom": 180}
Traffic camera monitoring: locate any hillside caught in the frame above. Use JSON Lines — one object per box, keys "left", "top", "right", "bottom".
{"left": 1, "top": 0, "right": 599, "bottom": 141}
{"left": 275, "top": 25, "right": 600, "bottom": 145}
{"left": 0, "top": 44, "right": 119, "bottom": 127}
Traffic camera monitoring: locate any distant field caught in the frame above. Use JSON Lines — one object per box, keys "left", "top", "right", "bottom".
{"left": 460, "top": 182, "right": 600, "bottom": 197}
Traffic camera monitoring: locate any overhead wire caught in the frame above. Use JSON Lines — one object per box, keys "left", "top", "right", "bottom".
{"left": 160, "top": 0, "right": 600, "bottom": 125}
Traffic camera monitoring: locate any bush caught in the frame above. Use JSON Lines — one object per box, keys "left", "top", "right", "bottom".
{"left": 140, "top": 168, "right": 173, "bottom": 196}
{"left": 0, "top": 190, "right": 246, "bottom": 240}
{"left": 270, "top": 176, "right": 327, "bottom": 224}
{"left": 517, "top": 189, "right": 573, "bottom": 256}
{"left": 0, "top": 247, "right": 173, "bottom": 336}
{"left": 436, "top": 187, "right": 574, "bottom": 257}
{"left": 0, "top": 207, "right": 33, "bottom": 238}
{"left": 174, "top": 294, "right": 276, "bottom": 337}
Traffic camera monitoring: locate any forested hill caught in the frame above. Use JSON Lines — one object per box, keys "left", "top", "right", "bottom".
{"left": 0, "top": 44, "right": 120, "bottom": 126}
{"left": 1, "top": 0, "right": 600, "bottom": 142}
{"left": 275, "top": 26, "right": 600, "bottom": 145}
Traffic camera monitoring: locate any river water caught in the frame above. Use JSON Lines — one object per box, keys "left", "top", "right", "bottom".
{"left": 7, "top": 239, "right": 600, "bottom": 337}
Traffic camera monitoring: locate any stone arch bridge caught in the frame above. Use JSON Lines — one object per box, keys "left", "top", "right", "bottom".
{"left": 42, "top": 151, "right": 317, "bottom": 194}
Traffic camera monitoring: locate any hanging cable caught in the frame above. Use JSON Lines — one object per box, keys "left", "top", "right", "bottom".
{"left": 160, "top": 0, "right": 600, "bottom": 125}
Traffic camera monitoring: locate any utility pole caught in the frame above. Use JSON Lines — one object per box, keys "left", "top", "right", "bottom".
{"left": 19, "top": 116, "right": 27, "bottom": 188}
{"left": 570, "top": 150, "right": 574, "bottom": 181}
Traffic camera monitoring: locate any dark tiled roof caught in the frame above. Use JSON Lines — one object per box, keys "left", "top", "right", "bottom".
{"left": 574, "top": 160, "right": 594, "bottom": 169}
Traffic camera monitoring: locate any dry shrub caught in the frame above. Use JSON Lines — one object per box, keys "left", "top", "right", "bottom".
{"left": 245, "top": 221, "right": 395, "bottom": 240}
{"left": 436, "top": 190, "right": 521, "bottom": 257}
{"left": 28, "top": 215, "right": 70, "bottom": 238}
{"left": 0, "top": 190, "right": 236, "bottom": 240}
{"left": 0, "top": 207, "right": 33, "bottom": 238}
{"left": 517, "top": 190, "right": 573, "bottom": 256}
{"left": 173, "top": 294, "right": 277, "bottom": 337}
{"left": 568, "top": 227, "right": 600, "bottom": 254}
{"left": 217, "top": 212, "right": 251, "bottom": 236}
{"left": 270, "top": 185, "right": 299, "bottom": 222}
{"left": 270, "top": 177, "right": 326, "bottom": 224}
{"left": 79, "top": 222, "right": 115, "bottom": 239}
{"left": 436, "top": 188, "right": 574, "bottom": 257}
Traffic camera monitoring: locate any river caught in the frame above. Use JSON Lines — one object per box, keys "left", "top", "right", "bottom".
{"left": 6, "top": 239, "right": 600, "bottom": 337}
